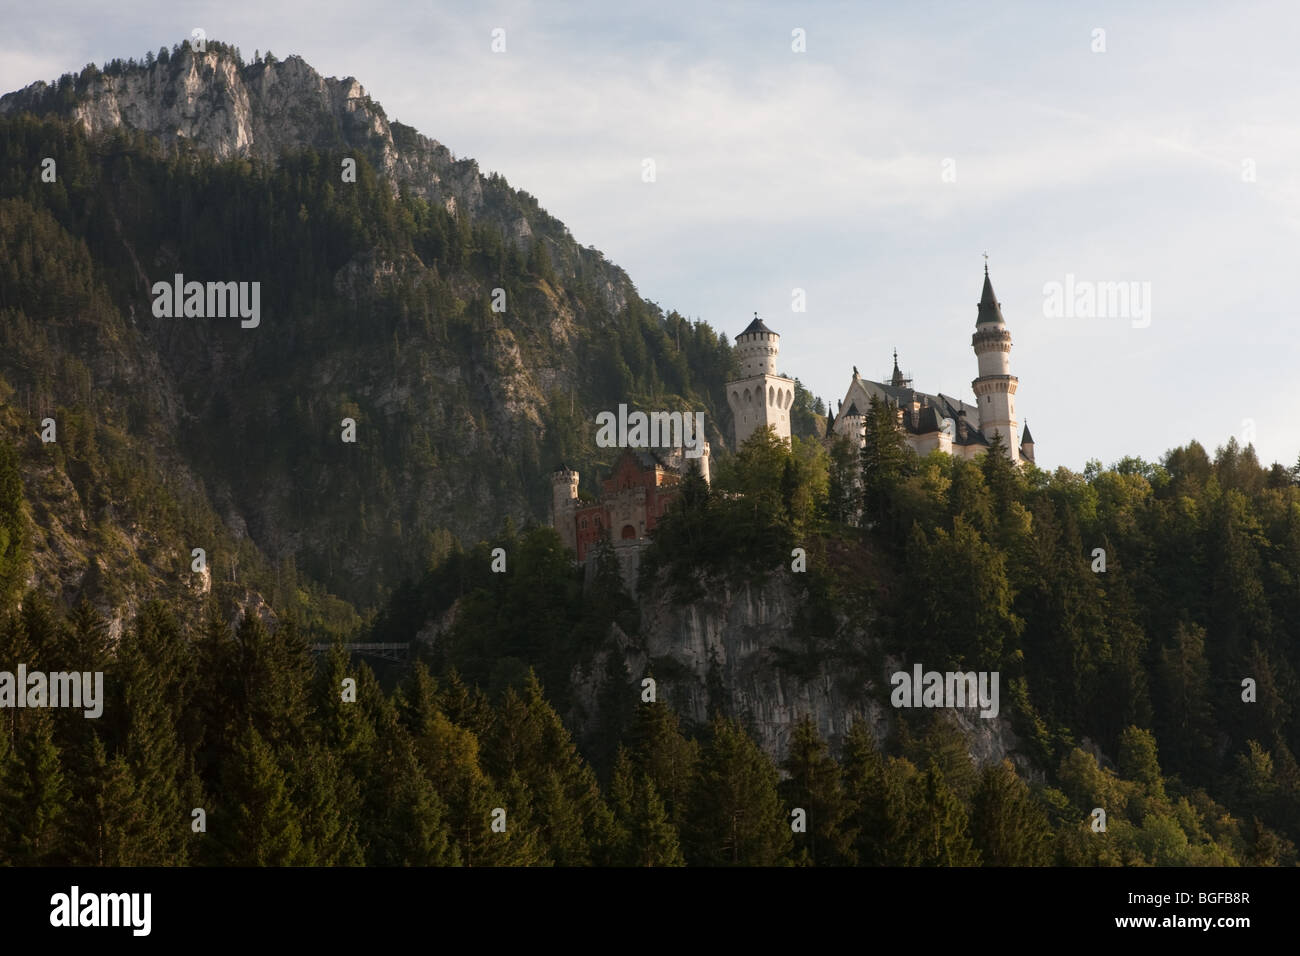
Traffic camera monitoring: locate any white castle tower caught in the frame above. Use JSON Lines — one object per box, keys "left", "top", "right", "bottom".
{"left": 971, "top": 265, "right": 1020, "bottom": 462}
{"left": 726, "top": 313, "right": 795, "bottom": 447}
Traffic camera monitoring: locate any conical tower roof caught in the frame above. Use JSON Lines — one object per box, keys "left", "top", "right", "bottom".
{"left": 740, "top": 312, "right": 777, "bottom": 336}
{"left": 977, "top": 263, "right": 1006, "bottom": 326}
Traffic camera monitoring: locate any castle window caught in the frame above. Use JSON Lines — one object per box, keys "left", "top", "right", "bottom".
{"left": 621, "top": 524, "right": 636, "bottom": 539}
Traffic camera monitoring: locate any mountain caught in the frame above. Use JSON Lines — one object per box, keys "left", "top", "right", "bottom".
{"left": 0, "top": 39, "right": 751, "bottom": 624}
{"left": 4, "top": 41, "right": 1300, "bottom": 870}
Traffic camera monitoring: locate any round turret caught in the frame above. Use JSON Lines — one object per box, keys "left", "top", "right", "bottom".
{"left": 734, "top": 313, "right": 780, "bottom": 376}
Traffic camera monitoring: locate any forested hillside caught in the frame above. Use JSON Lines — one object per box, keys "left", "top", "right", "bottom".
{"left": 1, "top": 43, "right": 1296, "bottom": 867}
{"left": 0, "top": 43, "right": 766, "bottom": 620}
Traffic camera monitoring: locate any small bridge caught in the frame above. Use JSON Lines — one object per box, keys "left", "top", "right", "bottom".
{"left": 309, "top": 642, "right": 411, "bottom": 662}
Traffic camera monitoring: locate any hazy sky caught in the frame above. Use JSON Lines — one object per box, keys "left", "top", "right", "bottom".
{"left": 4, "top": 1, "right": 1298, "bottom": 470}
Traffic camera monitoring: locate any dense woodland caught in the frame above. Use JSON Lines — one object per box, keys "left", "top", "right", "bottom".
{"left": 0, "top": 97, "right": 744, "bottom": 614}
{"left": 1, "top": 48, "right": 1297, "bottom": 865}
{"left": 3, "top": 404, "right": 1299, "bottom": 865}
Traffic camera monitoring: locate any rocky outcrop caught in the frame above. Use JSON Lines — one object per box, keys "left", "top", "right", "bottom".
{"left": 0, "top": 46, "right": 632, "bottom": 315}
{"left": 0, "top": 44, "right": 661, "bottom": 608}
{"left": 571, "top": 566, "right": 1026, "bottom": 767}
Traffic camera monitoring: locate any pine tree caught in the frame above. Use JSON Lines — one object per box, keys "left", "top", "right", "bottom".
{"left": 1153, "top": 622, "right": 1215, "bottom": 777}
{"left": 360, "top": 706, "right": 457, "bottom": 866}
{"left": 842, "top": 721, "right": 915, "bottom": 865}
{"left": 781, "top": 716, "right": 855, "bottom": 865}
{"left": 627, "top": 700, "right": 699, "bottom": 831}
{"left": 119, "top": 604, "right": 191, "bottom": 864}
{"left": 0, "top": 442, "right": 28, "bottom": 607}
{"left": 68, "top": 735, "right": 149, "bottom": 866}
{"left": 0, "top": 710, "right": 71, "bottom": 864}
{"left": 685, "top": 716, "right": 791, "bottom": 866}
{"left": 970, "top": 759, "right": 1053, "bottom": 865}
{"left": 214, "top": 723, "right": 305, "bottom": 866}
{"left": 289, "top": 742, "right": 363, "bottom": 866}
{"left": 911, "top": 762, "right": 980, "bottom": 866}
{"left": 860, "top": 394, "right": 911, "bottom": 536}
{"left": 626, "top": 773, "right": 685, "bottom": 866}
{"left": 609, "top": 747, "right": 685, "bottom": 866}
{"left": 484, "top": 673, "right": 616, "bottom": 865}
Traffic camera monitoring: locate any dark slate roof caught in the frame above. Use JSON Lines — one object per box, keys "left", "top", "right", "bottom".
{"left": 739, "top": 316, "right": 777, "bottom": 336}
{"left": 977, "top": 267, "right": 1006, "bottom": 326}
{"left": 844, "top": 401, "right": 861, "bottom": 417}
{"left": 1021, "top": 421, "right": 1035, "bottom": 445}
{"left": 866, "top": 382, "right": 980, "bottom": 428}
{"left": 916, "top": 405, "right": 941, "bottom": 434}
{"left": 630, "top": 448, "right": 672, "bottom": 471}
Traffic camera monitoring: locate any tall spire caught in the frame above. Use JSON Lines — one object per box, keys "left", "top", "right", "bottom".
{"left": 890, "top": 348, "right": 906, "bottom": 387}
{"left": 977, "top": 262, "right": 1005, "bottom": 326}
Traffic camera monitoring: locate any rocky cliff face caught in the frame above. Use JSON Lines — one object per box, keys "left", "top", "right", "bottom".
{"left": 0, "top": 46, "right": 631, "bottom": 316}
{"left": 567, "top": 567, "right": 1026, "bottom": 766}
{"left": 1, "top": 43, "right": 704, "bottom": 613}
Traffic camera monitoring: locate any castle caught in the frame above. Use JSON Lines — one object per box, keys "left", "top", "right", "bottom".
{"left": 726, "top": 314, "right": 797, "bottom": 447}
{"left": 827, "top": 265, "right": 1034, "bottom": 464}
{"left": 551, "top": 264, "right": 1034, "bottom": 561}
{"left": 552, "top": 445, "right": 710, "bottom": 562}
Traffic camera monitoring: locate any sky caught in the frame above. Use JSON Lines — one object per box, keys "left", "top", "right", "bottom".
{"left": 3, "top": 0, "right": 1299, "bottom": 471}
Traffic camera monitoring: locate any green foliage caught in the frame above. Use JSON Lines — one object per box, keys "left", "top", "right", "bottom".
{"left": 781, "top": 716, "right": 855, "bottom": 865}
{"left": 971, "top": 759, "right": 1053, "bottom": 865}
{"left": 685, "top": 716, "right": 791, "bottom": 866}
{"left": 3, "top": 56, "right": 1300, "bottom": 867}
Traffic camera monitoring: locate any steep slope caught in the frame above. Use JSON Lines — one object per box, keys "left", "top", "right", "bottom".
{"left": 0, "top": 40, "right": 738, "bottom": 616}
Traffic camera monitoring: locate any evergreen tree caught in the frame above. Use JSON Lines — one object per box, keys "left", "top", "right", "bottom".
{"left": 69, "top": 735, "right": 149, "bottom": 866}
{"left": 0, "top": 442, "right": 28, "bottom": 607}
{"left": 626, "top": 773, "right": 685, "bottom": 866}
{"left": 911, "top": 762, "right": 980, "bottom": 866}
{"left": 360, "top": 705, "right": 457, "bottom": 866}
{"left": 685, "top": 716, "right": 791, "bottom": 866}
{"left": 842, "top": 722, "right": 917, "bottom": 865}
{"left": 781, "top": 716, "right": 855, "bottom": 865}
{"left": 0, "top": 710, "right": 71, "bottom": 865}
{"left": 213, "top": 723, "right": 305, "bottom": 866}
{"left": 627, "top": 700, "right": 699, "bottom": 831}
{"left": 860, "top": 394, "right": 912, "bottom": 536}
{"left": 970, "top": 759, "right": 1053, "bottom": 865}
{"left": 289, "top": 742, "right": 363, "bottom": 866}
{"left": 118, "top": 603, "right": 191, "bottom": 864}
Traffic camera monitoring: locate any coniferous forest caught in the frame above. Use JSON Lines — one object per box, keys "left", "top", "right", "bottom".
{"left": 2, "top": 413, "right": 1299, "bottom": 867}
{"left": 0, "top": 42, "right": 1298, "bottom": 872}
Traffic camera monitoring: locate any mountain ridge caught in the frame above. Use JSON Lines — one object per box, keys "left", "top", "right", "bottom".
{"left": 0, "top": 39, "right": 743, "bottom": 623}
